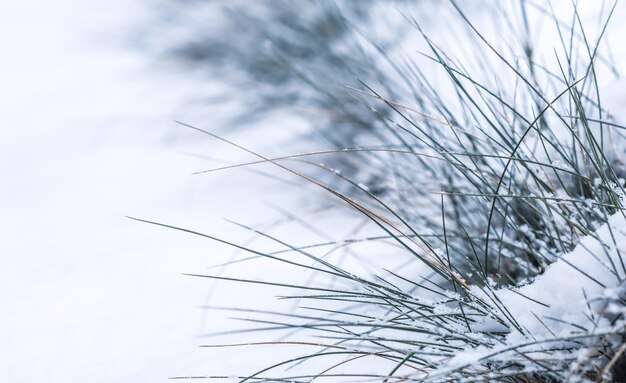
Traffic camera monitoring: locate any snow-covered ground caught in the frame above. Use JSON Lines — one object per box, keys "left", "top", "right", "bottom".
{"left": 0, "top": 1, "right": 303, "bottom": 381}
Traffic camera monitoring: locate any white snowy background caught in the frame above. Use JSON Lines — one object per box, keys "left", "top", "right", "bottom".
{"left": 0, "top": 0, "right": 297, "bottom": 381}
{"left": 2, "top": 1, "right": 626, "bottom": 382}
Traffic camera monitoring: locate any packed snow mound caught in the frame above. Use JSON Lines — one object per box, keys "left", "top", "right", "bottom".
{"left": 503, "top": 212, "right": 626, "bottom": 339}
{"left": 445, "top": 212, "right": 626, "bottom": 381}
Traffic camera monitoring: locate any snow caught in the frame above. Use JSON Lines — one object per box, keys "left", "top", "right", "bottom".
{"left": 503, "top": 213, "right": 626, "bottom": 333}
{"left": 0, "top": 1, "right": 300, "bottom": 381}
{"left": 446, "top": 212, "right": 626, "bottom": 373}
